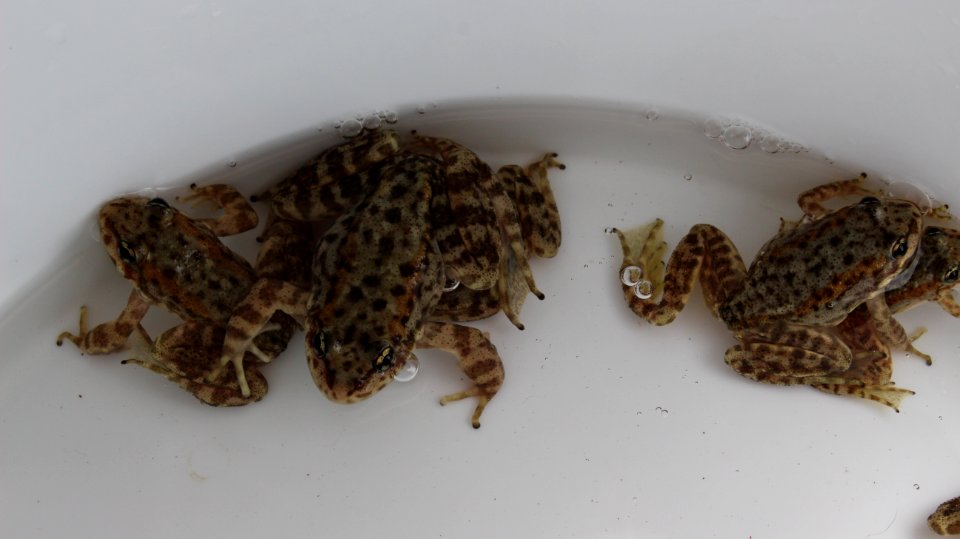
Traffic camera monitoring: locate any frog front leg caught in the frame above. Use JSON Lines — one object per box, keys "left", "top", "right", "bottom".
{"left": 177, "top": 183, "right": 259, "bottom": 236}
{"left": 56, "top": 289, "right": 151, "bottom": 354}
{"left": 612, "top": 219, "right": 746, "bottom": 325}
{"left": 123, "top": 322, "right": 268, "bottom": 406}
{"left": 862, "top": 295, "right": 933, "bottom": 364}
{"left": 211, "top": 278, "right": 310, "bottom": 396}
{"left": 417, "top": 320, "right": 504, "bottom": 429}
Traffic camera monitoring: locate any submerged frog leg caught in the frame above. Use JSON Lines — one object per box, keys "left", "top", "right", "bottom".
{"left": 417, "top": 321, "right": 504, "bottom": 429}
{"left": 123, "top": 323, "right": 268, "bottom": 406}
{"left": 497, "top": 153, "right": 564, "bottom": 259}
{"left": 809, "top": 360, "right": 914, "bottom": 412}
{"left": 929, "top": 495, "right": 960, "bottom": 535}
{"left": 177, "top": 183, "right": 259, "bottom": 236}
{"left": 482, "top": 155, "right": 564, "bottom": 328}
{"left": 806, "top": 304, "right": 915, "bottom": 411}
{"left": 212, "top": 279, "right": 310, "bottom": 396}
{"left": 725, "top": 323, "right": 856, "bottom": 383}
{"left": 612, "top": 220, "right": 746, "bottom": 325}
{"left": 56, "top": 290, "right": 152, "bottom": 354}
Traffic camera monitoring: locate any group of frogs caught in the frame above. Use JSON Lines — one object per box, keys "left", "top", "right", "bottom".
{"left": 56, "top": 127, "right": 960, "bottom": 533}
{"left": 56, "top": 129, "right": 564, "bottom": 429}
{"left": 610, "top": 174, "right": 960, "bottom": 534}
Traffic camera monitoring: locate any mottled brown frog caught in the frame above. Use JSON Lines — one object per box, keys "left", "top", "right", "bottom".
{"left": 211, "top": 131, "right": 562, "bottom": 427}
{"left": 612, "top": 191, "right": 923, "bottom": 392}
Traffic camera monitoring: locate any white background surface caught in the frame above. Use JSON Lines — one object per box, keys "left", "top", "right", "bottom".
{"left": 3, "top": 2, "right": 960, "bottom": 538}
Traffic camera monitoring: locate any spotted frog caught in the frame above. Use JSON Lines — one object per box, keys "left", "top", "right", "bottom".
{"left": 120, "top": 212, "right": 314, "bottom": 406}
{"left": 930, "top": 496, "right": 960, "bottom": 535}
{"left": 57, "top": 185, "right": 306, "bottom": 405}
{"left": 785, "top": 177, "right": 960, "bottom": 408}
{"left": 612, "top": 190, "right": 923, "bottom": 394}
{"left": 212, "top": 131, "right": 563, "bottom": 427}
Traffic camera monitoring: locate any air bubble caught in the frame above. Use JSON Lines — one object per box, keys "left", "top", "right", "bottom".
{"left": 362, "top": 115, "right": 382, "bottom": 131}
{"left": 128, "top": 187, "right": 161, "bottom": 199}
{"left": 380, "top": 110, "right": 399, "bottom": 124}
{"left": 394, "top": 357, "right": 419, "bottom": 382}
{"left": 683, "top": 173, "right": 693, "bottom": 181}
{"left": 443, "top": 279, "right": 460, "bottom": 292}
{"left": 88, "top": 218, "right": 103, "bottom": 243}
{"left": 884, "top": 181, "right": 934, "bottom": 212}
{"left": 621, "top": 266, "right": 644, "bottom": 287}
{"left": 703, "top": 118, "right": 724, "bottom": 139}
{"left": 338, "top": 119, "right": 363, "bottom": 138}
{"left": 759, "top": 135, "right": 781, "bottom": 154}
{"left": 416, "top": 105, "right": 427, "bottom": 114}
{"left": 721, "top": 125, "right": 752, "bottom": 150}
{"left": 634, "top": 280, "right": 653, "bottom": 300}
{"left": 643, "top": 107, "right": 660, "bottom": 121}
{"left": 226, "top": 160, "right": 237, "bottom": 168}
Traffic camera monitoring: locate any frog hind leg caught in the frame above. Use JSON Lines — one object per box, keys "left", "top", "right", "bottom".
{"left": 498, "top": 153, "right": 564, "bottom": 259}
{"left": 612, "top": 221, "right": 745, "bottom": 325}
{"left": 123, "top": 323, "right": 268, "bottom": 406}
{"left": 415, "top": 135, "right": 550, "bottom": 304}
{"left": 725, "top": 324, "right": 855, "bottom": 385}
{"left": 417, "top": 321, "right": 504, "bottom": 429}
{"left": 806, "top": 346, "right": 914, "bottom": 412}
{"left": 56, "top": 289, "right": 152, "bottom": 355}
{"left": 796, "top": 173, "right": 876, "bottom": 218}
{"left": 177, "top": 183, "right": 259, "bottom": 237}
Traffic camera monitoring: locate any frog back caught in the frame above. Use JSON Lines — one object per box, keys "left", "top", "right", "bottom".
{"left": 99, "top": 197, "right": 257, "bottom": 323}
{"left": 721, "top": 197, "right": 923, "bottom": 330}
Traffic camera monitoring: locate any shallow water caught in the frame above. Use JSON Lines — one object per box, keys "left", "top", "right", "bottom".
{"left": 2, "top": 99, "right": 957, "bottom": 538}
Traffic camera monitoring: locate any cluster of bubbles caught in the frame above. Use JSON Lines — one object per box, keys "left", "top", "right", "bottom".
{"left": 335, "top": 110, "right": 400, "bottom": 138}
{"left": 703, "top": 117, "right": 805, "bottom": 154}
{"left": 621, "top": 265, "right": 653, "bottom": 300}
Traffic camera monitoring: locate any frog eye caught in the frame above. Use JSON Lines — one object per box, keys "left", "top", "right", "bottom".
{"left": 117, "top": 241, "right": 137, "bottom": 265}
{"left": 147, "top": 198, "right": 170, "bottom": 208}
{"left": 890, "top": 237, "right": 910, "bottom": 258}
{"left": 372, "top": 343, "right": 395, "bottom": 373}
{"left": 944, "top": 265, "right": 960, "bottom": 283}
{"left": 859, "top": 196, "right": 882, "bottom": 207}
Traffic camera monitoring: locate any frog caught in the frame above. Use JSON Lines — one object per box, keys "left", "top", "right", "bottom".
{"left": 785, "top": 178, "right": 960, "bottom": 408}
{"left": 57, "top": 184, "right": 262, "bottom": 354}
{"left": 611, "top": 191, "right": 924, "bottom": 393}
{"left": 929, "top": 495, "right": 960, "bottom": 535}
{"left": 119, "top": 211, "right": 314, "bottom": 406}
{"left": 210, "top": 130, "right": 563, "bottom": 427}
{"left": 57, "top": 184, "right": 304, "bottom": 403}
{"left": 432, "top": 155, "right": 564, "bottom": 324}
